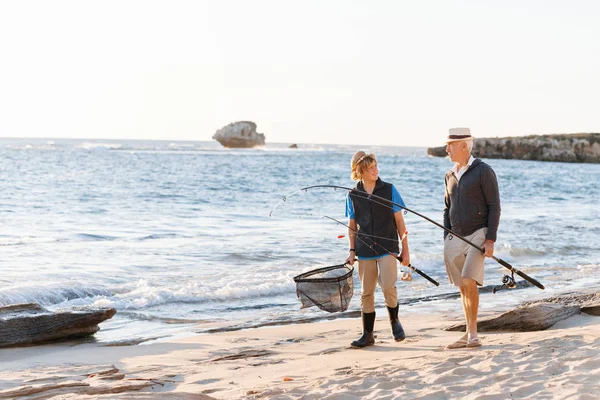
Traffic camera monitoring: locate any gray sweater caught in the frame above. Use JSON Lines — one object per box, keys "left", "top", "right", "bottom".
{"left": 443, "top": 159, "right": 501, "bottom": 241}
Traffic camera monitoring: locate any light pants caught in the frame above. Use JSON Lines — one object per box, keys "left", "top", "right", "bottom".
{"left": 357, "top": 255, "right": 398, "bottom": 313}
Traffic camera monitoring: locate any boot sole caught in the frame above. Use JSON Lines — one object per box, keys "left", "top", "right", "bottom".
{"left": 351, "top": 342, "right": 375, "bottom": 348}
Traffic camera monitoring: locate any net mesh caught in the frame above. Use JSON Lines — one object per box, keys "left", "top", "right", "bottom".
{"left": 293, "top": 264, "right": 354, "bottom": 313}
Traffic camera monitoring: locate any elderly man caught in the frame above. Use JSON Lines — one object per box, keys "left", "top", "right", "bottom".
{"left": 443, "top": 128, "right": 501, "bottom": 349}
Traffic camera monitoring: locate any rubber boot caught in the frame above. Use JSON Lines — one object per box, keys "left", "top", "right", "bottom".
{"left": 387, "top": 304, "right": 406, "bottom": 342}
{"left": 351, "top": 312, "right": 376, "bottom": 348}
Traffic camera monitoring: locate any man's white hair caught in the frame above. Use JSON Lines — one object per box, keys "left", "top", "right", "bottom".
{"left": 466, "top": 139, "right": 474, "bottom": 152}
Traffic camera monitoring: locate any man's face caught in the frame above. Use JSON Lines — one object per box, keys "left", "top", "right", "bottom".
{"left": 446, "top": 141, "right": 466, "bottom": 162}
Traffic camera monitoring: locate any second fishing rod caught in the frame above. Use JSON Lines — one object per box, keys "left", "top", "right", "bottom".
{"left": 323, "top": 215, "right": 440, "bottom": 287}
{"left": 341, "top": 187, "right": 545, "bottom": 290}
{"left": 271, "top": 184, "right": 545, "bottom": 290}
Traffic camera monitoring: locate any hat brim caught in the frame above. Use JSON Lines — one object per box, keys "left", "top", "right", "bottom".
{"left": 445, "top": 137, "right": 474, "bottom": 144}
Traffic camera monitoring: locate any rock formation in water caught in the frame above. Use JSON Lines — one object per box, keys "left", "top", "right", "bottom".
{"left": 212, "top": 121, "right": 266, "bottom": 148}
{"left": 428, "top": 133, "right": 600, "bottom": 163}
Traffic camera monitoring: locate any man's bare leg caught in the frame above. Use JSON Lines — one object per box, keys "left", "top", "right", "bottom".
{"left": 446, "top": 286, "right": 470, "bottom": 349}
{"left": 461, "top": 277, "right": 479, "bottom": 340}
{"left": 459, "top": 286, "right": 469, "bottom": 337}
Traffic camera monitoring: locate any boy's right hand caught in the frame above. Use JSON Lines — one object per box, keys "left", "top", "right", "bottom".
{"left": 345, "top": 253, "right": 355, "bottom": 265}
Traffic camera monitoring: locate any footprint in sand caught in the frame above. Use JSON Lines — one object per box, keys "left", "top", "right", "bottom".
{"left": 193, "top": 378, "right": 221, "bottom": 385}
{"left": 542, "top": 363, "right": 570, "bottom": 375}
{"left": 402, "top": 335, "right": 432, "bottom": 343}
{"left": 372, "top": 379, "right": 405, "bottom": 390}
{"left": 249, "top": 360, "right": 285, "bottom": 367}
{"left": 201, "top": 388, "right": 224, "bottom": 395}
{"left": 445, "top": 355, "right": 474, "bottom": 364}
{"left": 275, "top": 337, "right": 318, "bottom": 345}
{"left": 308, "top": 348, "right": 342, "bottom": 356}
{"left": 425, "top": 366, "right": 485, "bottom": 385}
{"left": 210, "top": 349, "right": 275, "bottom": 362}
{"left": 418, "top": 390, "right": 450, "bottom": 400}
{"left": 334, "top": 367, "right": 354, "bottom": 375}
{"left": 573, "top": 358, "right": 600, "bottom": 371}
{"left": 334, "top": 366, "right": 352, "bottom": 371}
{"left": 509, "top": 383, "right": 545, "bottom": 398}
{"left": 228, "top": 337, "right": 260, "bottom": 343}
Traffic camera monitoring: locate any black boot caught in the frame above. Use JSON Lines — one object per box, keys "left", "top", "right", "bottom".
{"left": 351, "top": 312, "right": 376, "bottom": 348}
{"left": 387, "top": 304, "right": 406, "bottom": 342}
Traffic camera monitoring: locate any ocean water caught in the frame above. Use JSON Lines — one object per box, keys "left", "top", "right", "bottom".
{"left": 1, "top": 138, "right": 599, "bottom": 343}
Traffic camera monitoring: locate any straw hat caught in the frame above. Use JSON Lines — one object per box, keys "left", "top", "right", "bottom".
{"left": 446, "top": 127, "right": 474, "bottom": 143}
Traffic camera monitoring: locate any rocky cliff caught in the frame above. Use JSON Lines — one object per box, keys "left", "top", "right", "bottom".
{"left": 427, "top": 133, "right": 600, "bottom": 163}
{"left": 212, "top": 121, "right": 266, "bottom": 148}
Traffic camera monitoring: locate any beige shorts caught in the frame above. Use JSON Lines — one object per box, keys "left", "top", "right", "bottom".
{"left": 444, "top": 228, "right": 487, "bottom": 287}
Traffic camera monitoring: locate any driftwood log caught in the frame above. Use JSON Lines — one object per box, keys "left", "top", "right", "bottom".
{"left": 0, "top": 303, "right": 116, "bottom": 348}
{"left": 524, "top": 291, "right": 600, "bottom": 316}
{"left": 445, "top": 291, "right": 600, "bottom": 332}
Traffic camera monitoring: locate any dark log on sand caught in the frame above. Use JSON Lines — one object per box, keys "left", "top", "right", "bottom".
{"left": 0, "top": 303, "right": 116, "bottom": 348}
{"left": 445, "top": 303, "right": 582, "bottom": 332}
{"left": 523, "top": 291, "right": 600, "bottom": 316}
{"left": 445, "top": 290, "right": 600, "bottom": 332}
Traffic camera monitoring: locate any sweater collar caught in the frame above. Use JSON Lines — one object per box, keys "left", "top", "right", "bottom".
{"left": 452, "top": 155, "right": 477, "bottom": 174}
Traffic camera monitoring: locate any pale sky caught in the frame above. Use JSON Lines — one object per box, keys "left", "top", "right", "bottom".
{"left": 1, "top": 0, "right": 598, "bottom": 147}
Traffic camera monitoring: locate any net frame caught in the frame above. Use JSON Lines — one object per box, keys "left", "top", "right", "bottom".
{"left": 293, "top": 263, "right": 354, "bottom": 313}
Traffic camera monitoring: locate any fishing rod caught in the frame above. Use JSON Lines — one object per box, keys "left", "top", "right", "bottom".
{"left": 271, "top": 185, "right": 545, "bottom": 290}
{"left": 323, "top": 215, "right": 440, "bottom": 287}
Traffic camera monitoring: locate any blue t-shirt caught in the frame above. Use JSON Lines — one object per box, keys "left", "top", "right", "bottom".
{"left": 345, "top": 184, "right": 406, "bottom": 260}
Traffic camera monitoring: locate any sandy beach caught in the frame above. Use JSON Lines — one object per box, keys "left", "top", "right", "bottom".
{"left": 2, "top": 304, "right": 599, "bottom": 400}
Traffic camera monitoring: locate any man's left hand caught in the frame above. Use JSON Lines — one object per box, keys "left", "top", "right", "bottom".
{"left": 483, "top": 240, "right": 495, "bottom": 258}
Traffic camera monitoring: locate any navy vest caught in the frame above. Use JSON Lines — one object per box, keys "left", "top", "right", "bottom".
{"left": 349, "top": 178, "right": 399, "bottom": 258}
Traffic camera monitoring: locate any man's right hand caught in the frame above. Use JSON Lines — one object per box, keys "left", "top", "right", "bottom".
{"left": 483, "top": 240, "right": 495, "bottom": 257}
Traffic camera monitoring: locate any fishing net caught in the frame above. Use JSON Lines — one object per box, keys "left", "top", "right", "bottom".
{"left": 293, "top": 264, "right": 354, "bottom": 313}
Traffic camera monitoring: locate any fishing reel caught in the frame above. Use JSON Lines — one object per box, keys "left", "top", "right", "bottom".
{"left": 493, "top": 271, "right": 517, "bottom": 294}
